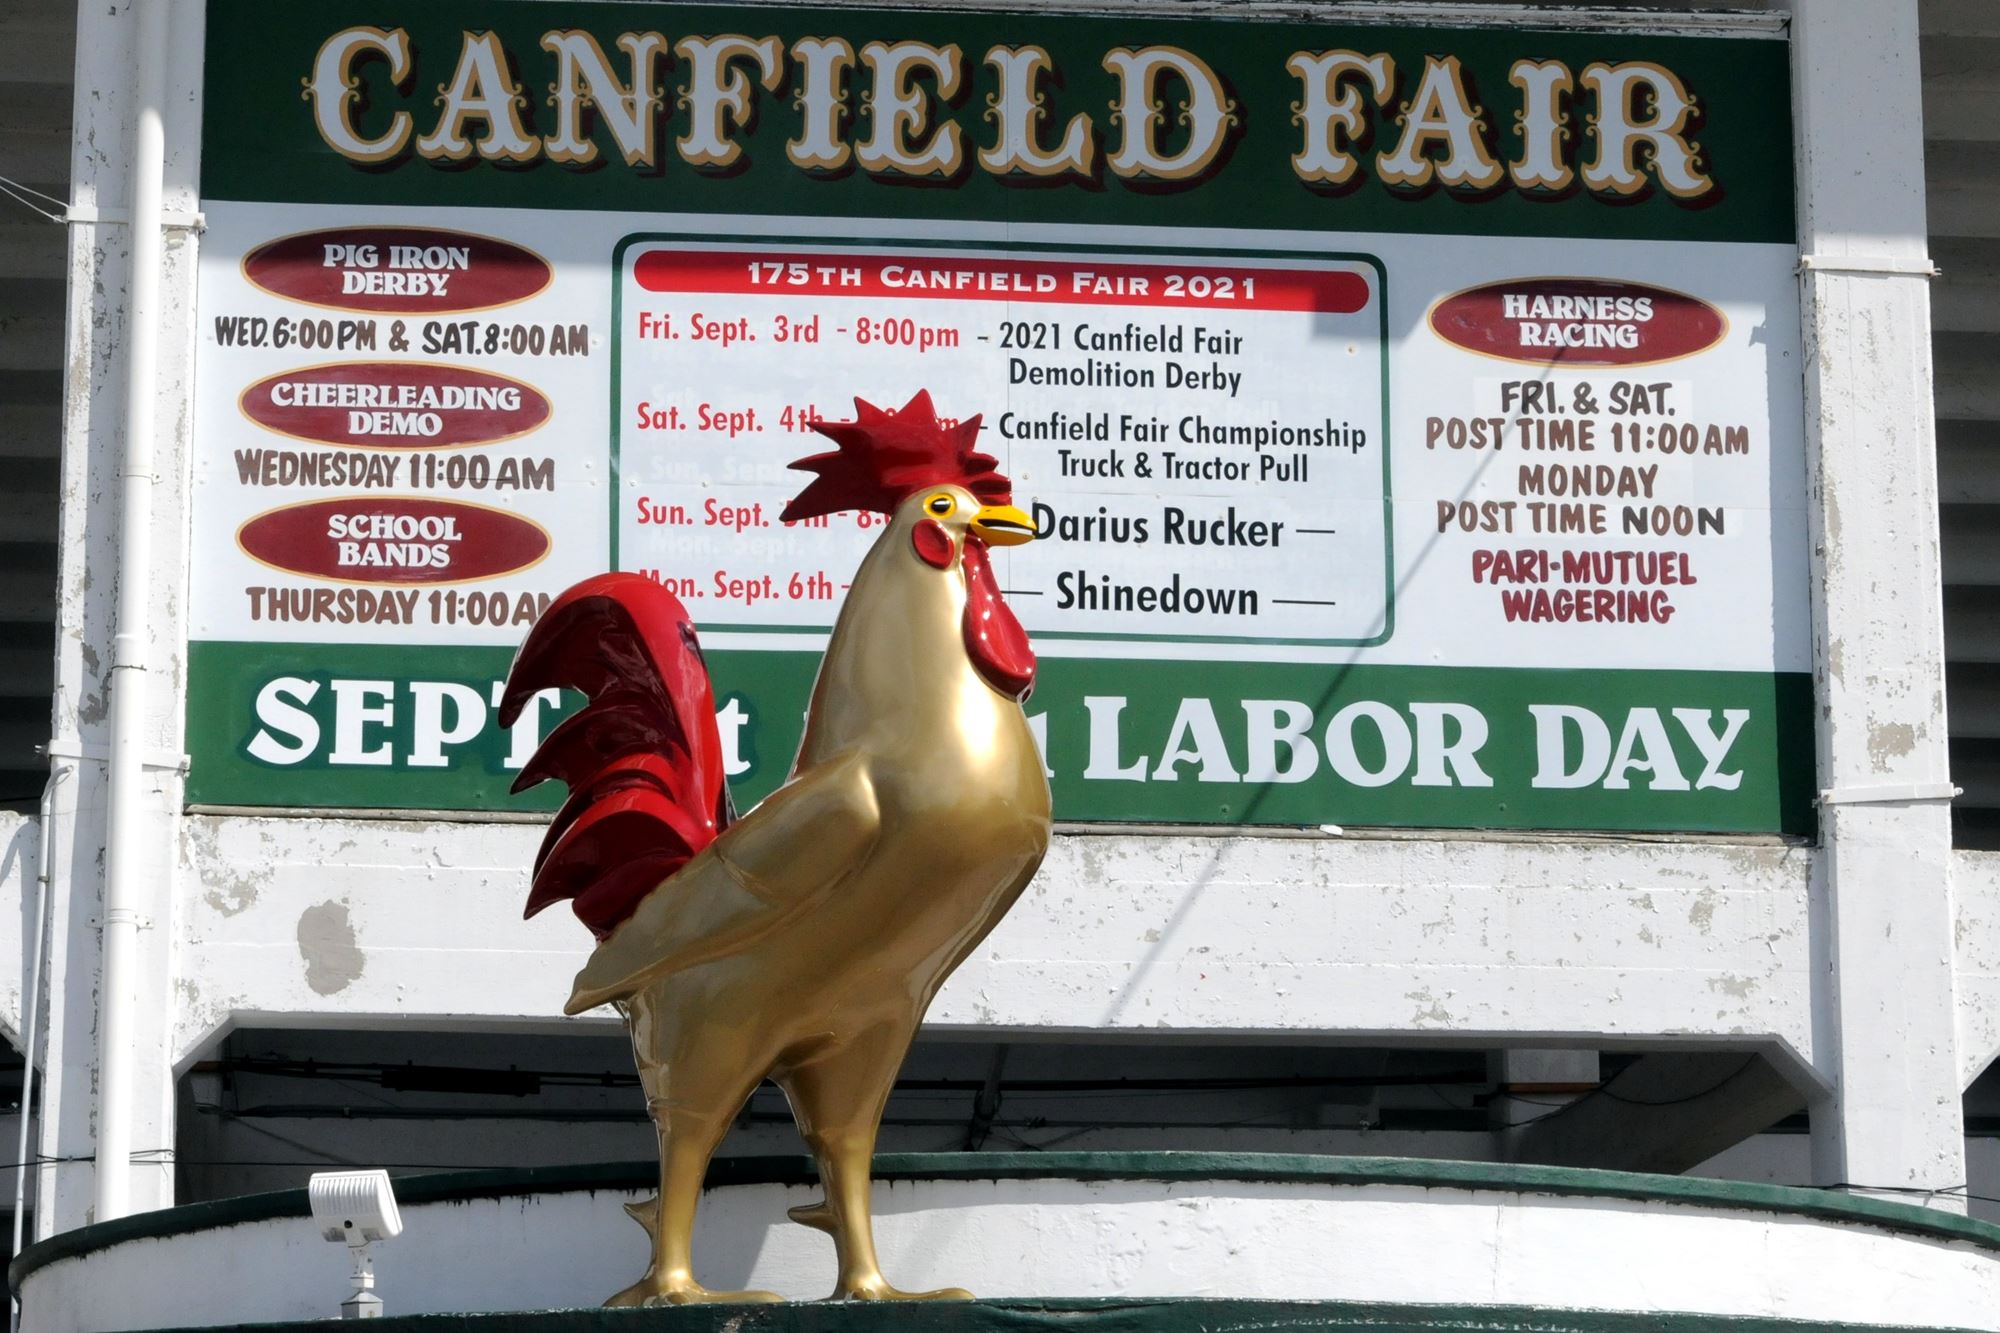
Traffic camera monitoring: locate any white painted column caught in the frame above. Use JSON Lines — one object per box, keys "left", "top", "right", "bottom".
{"left": 1793, "top": 0, "right": 1964, "bottom": 1205}
{"left": 35, "top": 0, "right": 202, "bottom": 1232}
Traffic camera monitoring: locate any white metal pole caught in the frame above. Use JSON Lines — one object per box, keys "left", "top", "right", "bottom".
{"left": 1791, "top": 0, "right": 1964, "bottom": 1205}
{"left": 11, "top": 762, "right": 68, "bottom": 1327}
{"left": 94, "top": 0, "right": 171, "bottom": 1224}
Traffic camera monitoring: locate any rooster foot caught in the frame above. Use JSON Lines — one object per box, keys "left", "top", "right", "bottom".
{"left": 605, "top": 1274, "right": 785, "bottom": 1308}
{"left": 623, "top": 1197, "right": 659, "bottom": 1238}
{"left": 827, "top": 1275, "right": 974, "bottom": 1303}
{"left": 787, "top": 1200, "right": 836, "bottom": 1232}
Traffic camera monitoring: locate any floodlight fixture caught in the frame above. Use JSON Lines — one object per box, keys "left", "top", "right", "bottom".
{"left": 308, "top": 1169, "right": 403, "bottom": 1319}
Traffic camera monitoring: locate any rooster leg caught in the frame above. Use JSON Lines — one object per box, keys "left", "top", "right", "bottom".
{"left": 779, "top": 1034, "right": 973, "bottom": 1302}
{"left": 604, "top": 1100, "right": 783, "bottom": 1307}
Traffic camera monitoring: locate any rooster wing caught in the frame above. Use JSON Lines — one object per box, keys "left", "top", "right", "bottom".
{"left": 501, "top": 572, "right": 883, "bottom": 1014}
{"left": 563, "top": 749, "right": 880, "bottom": 1013}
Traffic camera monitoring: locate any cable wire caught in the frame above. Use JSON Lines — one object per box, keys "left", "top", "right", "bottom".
{"left": 0, "top": 175, "right": 66, "bottom": 226}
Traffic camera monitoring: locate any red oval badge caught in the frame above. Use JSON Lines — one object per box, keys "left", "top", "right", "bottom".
{"left": 238, "top": 496, "right": 551, "bottom": 585}
{"left": 242, "top": 227, "right": 551, "bottom": 313}
{"left": 240, "top": 362, "right": 551, "bottom": 449}
{"left": 1429, "top": 278, "right": 1726, "bottom": 366}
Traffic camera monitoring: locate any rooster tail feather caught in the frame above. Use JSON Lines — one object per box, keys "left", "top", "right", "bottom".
{"left": 532, "top": 754, "right": 705, "bottom": 878}
{"left": 510, "top": 696, "right": 693, "bottom": 796}
{"left": 504, "top": 573, "right": 729, "bottom": 938}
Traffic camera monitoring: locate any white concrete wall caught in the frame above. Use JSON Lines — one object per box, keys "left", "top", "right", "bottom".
{"left": 1954, "top": 850, "right": 2000, "bottom": 1085}
{"left": 1699, "top": 1133, "right": 2000, "bottom": 1225}
{"left": 21, "top": 1171, "right": 2000, "bottom": 1332}
{"left": 0, "top": 810, "right": 37, "bottom": 1050}
{"left": 180, "top": 816, "right": 1816, "bottom": 1062}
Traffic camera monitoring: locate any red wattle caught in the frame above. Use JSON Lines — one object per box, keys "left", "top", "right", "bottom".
{"left": 959, "top": 537, "right": 1036, "bottom": 701}
{"left": 911, "top": 519, "right": 954, "bottom": 569}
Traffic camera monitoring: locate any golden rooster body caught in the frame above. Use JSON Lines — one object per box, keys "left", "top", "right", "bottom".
{"left": 501, "top": 392, "right": 1050, "bottom": 1306}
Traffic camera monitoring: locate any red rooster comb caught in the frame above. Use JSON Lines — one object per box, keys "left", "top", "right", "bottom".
{"left": 781, "top": 389, "right": 1010, "bottom": 522}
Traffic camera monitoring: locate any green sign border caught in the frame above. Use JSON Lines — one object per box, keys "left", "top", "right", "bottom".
{"left": 183, "top": 640, "right": 1816, "bottom": 836}
{"left": 201, "top": 0, "right": 1797, "bottom": 247}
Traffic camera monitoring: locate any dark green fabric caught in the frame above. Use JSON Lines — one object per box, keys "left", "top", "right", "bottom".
{"left": 142, "top": 1298, "right": 1989, "bottom": 1333}
{"left": 19, "top": 1153, "right": 2000, "bottom": 1291}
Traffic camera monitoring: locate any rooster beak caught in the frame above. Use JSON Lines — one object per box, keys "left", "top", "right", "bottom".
{"left": 970, "top": 503, "right": 1036, "bottom": 547}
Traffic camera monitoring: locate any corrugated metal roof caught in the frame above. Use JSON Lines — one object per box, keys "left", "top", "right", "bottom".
{"left": 1924, "top": 0, "right": 2000, "bottom": 846}
{"left": 0, "top": 4, "right": 69, "bottom": 808}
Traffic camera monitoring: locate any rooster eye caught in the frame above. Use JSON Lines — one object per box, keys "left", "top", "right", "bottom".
{"left": 926, "top": 494, "right": 955, "bottom": 516}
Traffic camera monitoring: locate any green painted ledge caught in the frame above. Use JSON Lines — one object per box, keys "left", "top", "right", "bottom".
{"left": 138, "top": 1298, "right": 1991, "bottom": 1333}
{"left": 17, "top": 1152, "right": 2000, "bottom": 1294}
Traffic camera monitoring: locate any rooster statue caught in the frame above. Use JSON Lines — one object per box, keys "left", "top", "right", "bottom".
{"left": 499, "top": 390, "right": 1050, "bottom": 1307}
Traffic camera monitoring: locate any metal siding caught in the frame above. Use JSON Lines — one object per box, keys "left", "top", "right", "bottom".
{"left": 1924, "top": 2, "right": 2000, "bottom": 846}
{"left": 0, "top": 5, "right": 69, "bottom": 807}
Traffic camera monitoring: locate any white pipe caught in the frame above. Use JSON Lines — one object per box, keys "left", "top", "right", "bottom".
{"left": 94, "top": 0, "right": 171, "bottom": 1224}
{"left": 12, "top": 762, "right": 69, "bottom": 1328}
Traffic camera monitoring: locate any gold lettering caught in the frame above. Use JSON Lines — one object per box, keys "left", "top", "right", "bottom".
{"left": 787, "top": 37, "right": 857, "bottom": 172}
{"left": 414, "top": 31, "right": 539, "bottom": 163}
{"left": 675, "top": 34, "right": 783, "bottom": 169}
{"left": 1287, "top": 50, "right": 1392, "bottom": 187}
{"left": 540, "top": 30, "right": 667, "bottom": 168}
{"left": 856, "top": 41, "right": 965, "bottom": 178}
{"left": 1103, "top": 47, "right": 1237, "bottom": 182}
{"left": 306, "top": 27, "right": 413, "bottom": 164}
{"left": 1580, "top": 61, "right": 1712, "bottom": 198}
{"left": 1377, "top": 56, "right": 1503, "bottom": 191}
{"left": 981, "top": 46, "right": 1093, "bottom": 179}
{"left": 1509, "top": 60, "right": 1575, "bottom": 192}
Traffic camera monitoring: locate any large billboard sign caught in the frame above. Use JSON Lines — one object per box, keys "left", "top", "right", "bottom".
{"left": 186, "top": 1, "right": 1811, "bottom": 834}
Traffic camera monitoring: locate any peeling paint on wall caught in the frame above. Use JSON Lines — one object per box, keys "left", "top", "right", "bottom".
{"left": 187, "top": 819, "right": 269, "bottom": 917}
{"left": 1688, "top": 888, "right": 1719, "bottom": 935}
{"left": 296, "top": 900, "right": 363, "bottom": 995}
{"left": 1867, "top": 721, "right": 1918, "bottom": 771}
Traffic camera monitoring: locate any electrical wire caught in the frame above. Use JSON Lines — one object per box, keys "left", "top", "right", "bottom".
{"left": 220, "top": 1116, "right": 363, "bottom": 1168}
{"left": 1423, "top": 1081, "right": 1582, "bottom": 1131}
{"left": 0, "top": 175, "right": 65, "bottom": 226}
{"left": 1597, "top": 1057, "right": 1761, "bottom": 1107}
{"left": 1473, "top": 1055, "right": 1763, "bottom": 1132}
